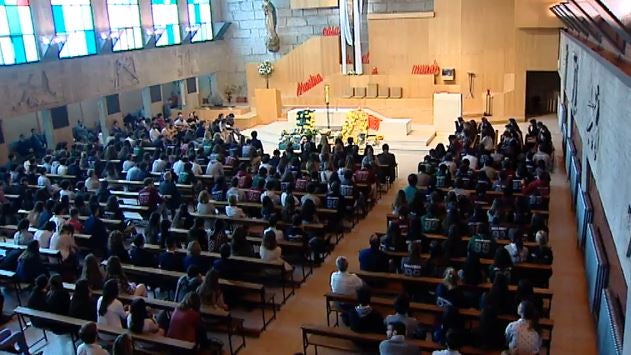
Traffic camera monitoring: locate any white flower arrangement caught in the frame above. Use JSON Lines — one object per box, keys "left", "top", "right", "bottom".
{"left": 258, "top": 61, "right": 274, "bottom": 77}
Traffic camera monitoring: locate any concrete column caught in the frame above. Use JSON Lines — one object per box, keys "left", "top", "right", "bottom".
{"left": 91, "top": 0, "right": 111, "bottom": 35}
{"left": 96, "top": 97, "right": 110, "bottom": 138}
{"left": 141, "top": 87, "right": 154, "bottom": 118}
{"left": 139, "top": 0, "right": 154, "bottom": 30}
{"left": 37, "top": 110, "right": 55, "bottom": 148}
{"left": 178, "top": 80, "right": 187, "bottom": 108}
{"left": 178, "top": 0, "right": 190, "bottom": 36}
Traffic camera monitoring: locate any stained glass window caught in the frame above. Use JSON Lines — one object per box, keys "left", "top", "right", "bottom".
{"left": 51, "top": 0, "right": 97, "bottom": 58}
{"left": 107, "top": 0, "right": 143, "bottom": 51}
{"left": 187, "top": 0, "right": 213, "bottom": 42}
{"left": 0, "top": 0, "right": 38, "bottom": 65}
{"left": 151, "top": 0, "right": 181, "bottom": 46}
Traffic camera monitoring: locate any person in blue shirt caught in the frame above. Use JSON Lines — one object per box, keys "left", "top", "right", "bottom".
{"left": 403, "top": 174, "right": 418, "bottom": 205}
{"left": 83, "top": 204, "right": 108, "bottom": 257}
{"left": 159, "top": 238, "right": 183, "bottom": 272}
{"left": 183, "top": 241, "right": 207, "bottom": 273}
{"left": 16, "top": 240, "right": 47, "bottom": 283}
{"left": 358, "top": 234, "right": 388, "bottom": 272}
{"left": 36, "top": 200, "right": 55, "bottom": 229}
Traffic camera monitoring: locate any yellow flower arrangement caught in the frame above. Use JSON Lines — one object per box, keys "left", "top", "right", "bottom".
{"left": 341, "top": 109, "right": 368, "bottom": 142}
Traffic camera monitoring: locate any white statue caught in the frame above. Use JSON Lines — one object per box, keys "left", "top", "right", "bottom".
{"left": 263, "top": 0, "right": 280, "bottom": 52}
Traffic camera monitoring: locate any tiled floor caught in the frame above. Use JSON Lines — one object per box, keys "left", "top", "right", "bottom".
{"left": 2, "top": 116, "right": 597, "bottom": 355}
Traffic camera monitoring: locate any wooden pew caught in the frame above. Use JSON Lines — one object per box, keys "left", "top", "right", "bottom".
{"left": 0, "top": 226, "right": 91, "bottom": 241}
{"left": 301, "top": 324, "right": 492, "bottom": 355}
{"left": 116, "top": 263, "right": 277, "bottom": 332}
{"left": 323, "top": 292, "right": 554, "bottom": 351}
{"left": 141, "top": 240, "right": 296, "bottom": 301}
{"left": 0, "top": 269, "right": 24, "bottom": 305}
{"left": 17, "top": 210, "right": 122, "bottom": 228}
{"left": 0, "top": 241, "right": 62, "bottom": 264}
{"left": 15, "top": 306, "right": 196, "bottom": 352}
{"left": 379, "top": 248, "right": 553, "bottom": 288}
{"left": 355, "top": 270, "right": 553, "bottom": 316}
{"left": 168, "top": 227, "right": 313, "bottom": 282}
{"left": 63, "top": 283, "right": 245, "bottom": 354}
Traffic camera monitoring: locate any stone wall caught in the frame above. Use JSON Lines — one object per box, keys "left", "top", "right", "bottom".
{"left": 219, "top": 0, "right": 435, "bottom": 91}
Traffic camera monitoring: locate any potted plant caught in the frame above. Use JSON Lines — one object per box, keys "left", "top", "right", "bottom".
{"left": 258, "top": 60, "right": 274, "bottom": 89}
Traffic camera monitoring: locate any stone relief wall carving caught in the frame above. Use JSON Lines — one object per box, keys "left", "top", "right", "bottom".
{"left": 12, "top": 71, "right": 60, "bottom": 112}
{"left": 114, "top": 56, "right": 140, "bottom": 90}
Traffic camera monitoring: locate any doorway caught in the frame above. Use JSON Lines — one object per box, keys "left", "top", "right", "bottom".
{"left": 525, "top": 71, "right": 560, "bottom": 117}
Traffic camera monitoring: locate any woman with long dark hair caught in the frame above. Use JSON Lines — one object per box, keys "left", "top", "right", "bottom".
{"left": 97, "top": 279, "right": 127, "bottom": 337}
{"left": 127, "top": 298, "right": 163, "bottom": 335}
{"left": 197, "top": 269, "right": 228, "bottom": 311}
{"left": 105, "top": 256, "right": 147, "bottom": 297}
{"left": 69, "top": 279, "right": 97, "bottom": 321}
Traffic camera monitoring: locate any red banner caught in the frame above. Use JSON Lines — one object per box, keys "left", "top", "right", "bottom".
{"left": 368, "top": 115, "right": 381, "bottom": 130}
{"left": 322, "top": 26, "right": 341, "bottom": 36}
{"left": 411, "top": 61, "right": 440, "bottom": 75}
{"left": 296, "top": 74, "right": 324, "bottom": 96}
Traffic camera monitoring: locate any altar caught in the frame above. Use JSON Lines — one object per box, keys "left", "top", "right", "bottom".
{"left": 286, "top": 108, "right": 412, "bottom": 138}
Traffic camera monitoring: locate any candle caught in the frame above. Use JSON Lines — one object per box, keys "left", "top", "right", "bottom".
{"left": 324, "top": 84, "right": 330, "bottom": 104}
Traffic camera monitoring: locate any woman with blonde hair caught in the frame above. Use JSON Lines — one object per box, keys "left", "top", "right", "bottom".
{"left": 196, "top": 190, "right": 214, "bottom": 215}
{"left": 435, "top": 267, "right": 465, "bottom": 309}
{"left": 197, "top": 269, "right": 228, "bottom": 310}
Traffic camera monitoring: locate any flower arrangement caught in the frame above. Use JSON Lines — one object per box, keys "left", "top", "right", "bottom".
{"left": 258, "top": 60, "right": 274, "bottom": 88}
{"left": 223, "top": 84, "right": 239, "bottom": 105}
{"left": 295, "top": 109, "right": 317, "bottom": 137}
{"left": 340, "top": 109, "right": 368, "bottom": 142}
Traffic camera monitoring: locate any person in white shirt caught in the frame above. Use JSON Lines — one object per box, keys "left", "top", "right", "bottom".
{"left": 462, "top": 152, "right": 478, "bottom": 171}
{"left": 261, "top": 183, "right": 280, "bottom": 205}
{"left": 263, "top": 216, "right": 284, "bottom": 242}
{"left": 57, "top": 161, "right": 69, "bottom": 176}
{"left": 152, "top": 154, "right": 168, "bottom": 173}
{"left": 504, "top": 229, "right": 528, "bottom": 264}
{"left": 226, "top": 178, "right": 245, "bottom": 202}
{"left": 50, "top": 224, "right": 78, "bottom": 263}
{"left": 281, "top": 185, "right": 300, "bottom": 207}
{"left": 49, "top": 205, "right": 67, "bottom": 233}
{"left": 97, "top": 279, "right": 128, "bottom": 341}
{"left": 330, "top": 256, "right": 363, "bottom": 295}
{"left": 259, "top": 231, "right": 292, "bottom": 271}
{"left": 59, "top": 181, "right": 75, "bottom": 201}
{"left": 300, "top": 184, "right": 321, "bottom": 207}
{"left": 37, "top": 172, "right": 51, "bottom": 189}
{"left": 191, "top": 160, "right": 203, "bottom": 176}
{"left": 205, "top": 157, "right": 224, "bottom": 177}
{"left": 174, "top": 113, "right": 187, "bottom": 127}
{"left": 84, "top": 170, "right": 101, "bottom": 191}
{"left": 431, "top": 329, "right": 463, "bottom": 355}
{"left": 225, "top": 195, "right": 246, "bottom": 218}
{"left": 532, "top": 147, "right": 552, "bottom": 172}
{"left": 172, "top": 157, "right": 187, "bottom": 175}
{"left": 505, "top": 301, "right": 542, "bottom": 355}
{"left": 77, "top": 322, "right": 109, "bottom": 355}
{"left": 149, "top": 125, "right": 161, "bottom": 142}
{"left": 122, "top": 156, "right": 136, "bottom": 172}
{"left": 34, "top": 222, "right": 55, "bottom": 249}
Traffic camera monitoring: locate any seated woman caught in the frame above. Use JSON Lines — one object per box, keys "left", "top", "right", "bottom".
{"left": 13, "top": 219, "right": 33, "bottom": 246}
{"left": 103, "top": 196, "right": 124, "bottom": 221}
{"left": 183, "top": 241, "right": 208, "bottom": 274}
{"left": 529, "top": 230, "right": 553, "bottom": 265}
{"left": 159, "top": 238, "right": 183, "bottom": 272}
{"left": 33, "top": 221, "right": 54, "bottom": 250}
{"left": 208, "top": 219, "right": 228, "bottom": 253}
{"left": 46, "top": 274, "right": 70, "bottom": 316}
{"left": 127, "top": 298, "right": 164, "bottom": 335}
{"left": 505, "top": 301, "right": 542, "bottom": 355}
{"left": 196, "top": 190, "right": 214, "bottom": 215}
{"left": 167, "top": 292, "right": 205, "bottom": 345}
{"left": 172, "top": 203, "right": 194, "bottom": 229}
{"left": 97, "top": 279, "right": 129, "bottom": 341}
{"left": 259, "top": 230, "right": 293, "bottom": 272}
{"left": 435, "top": 267, "right": 466, "bottom": 309}
{"left": 480, "top": 273, "right": 512, "bottom": 315}
{"left": 105, "top": 256, "right": 147, "bottom": 297}
{"left": 187, "top": 218, "right": 208, "bottom": 251}
{"left": 230, "top": 226, "right": 254, "bottom": 257}
{"left": 225, "top": 195, "right": 246, "bottom": 218}
{"left": 300, "top": 199, "right": 320, "bottom": 225}
{"left": 197, "top": 269, "right": 228, "bottom": 311}
{"left": 49, "top": 224, "right": 78, "bottom": 266}
{"left": 400, "top": 241, "right": 423, "bottom": 277}
{"left": 130, "top": 234, "right": 156, "bottom": 268}
{"left": 16, "top": 240, "right": 47, "bottom": 283}
{"left": 69, "top": 279, "right": 97, "bottom": 321}
{"left": 81, "top": 253, "right": 105, "bottom": 290}
{"left": 107, "top": 231, "right": 131, "bottom": 264}
{"left": 381, "top": 222, "right": 407, "bottom": 253}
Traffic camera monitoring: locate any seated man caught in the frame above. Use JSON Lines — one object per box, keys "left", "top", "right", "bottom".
{"left": 330, "top": 256, "right": 363, "bottom": 296}
{"left": 384, "top": 294, "right": 420, "bottom": 338}
{"left": 358, "top": 234, "right": 388, "bottom": 272}
{"left": 379, "top": 321, "right": 418, "bottom": 355}
{"left": 377, "top": 143, "right": 397, "bottom": 183}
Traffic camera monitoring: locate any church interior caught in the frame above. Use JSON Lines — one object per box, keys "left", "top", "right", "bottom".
{"left": 0, "top": 0, "right": 630, "bottom": 354}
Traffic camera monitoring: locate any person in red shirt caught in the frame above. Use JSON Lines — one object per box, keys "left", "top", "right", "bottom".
{"left": 67, "top": 208, "right": 83, "bottom": 233}
{"left": 167, "top": 291, "right": 204, "bottom": 345}
{"left": 522, "top": 172, "right": 549, "bottom": 195}
{"left": 138, "top": 178, "right": 163, "bottom": 209}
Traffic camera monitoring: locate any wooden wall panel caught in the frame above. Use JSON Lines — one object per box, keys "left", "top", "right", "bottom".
{"left": 368, "top": 18, "right": 432, "bottom": 75}
{"left": 515, "top": 0, "right": 563, "bottom": 29}
{"left": 290, "top": 0, "right": 338, "bottom": 10}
